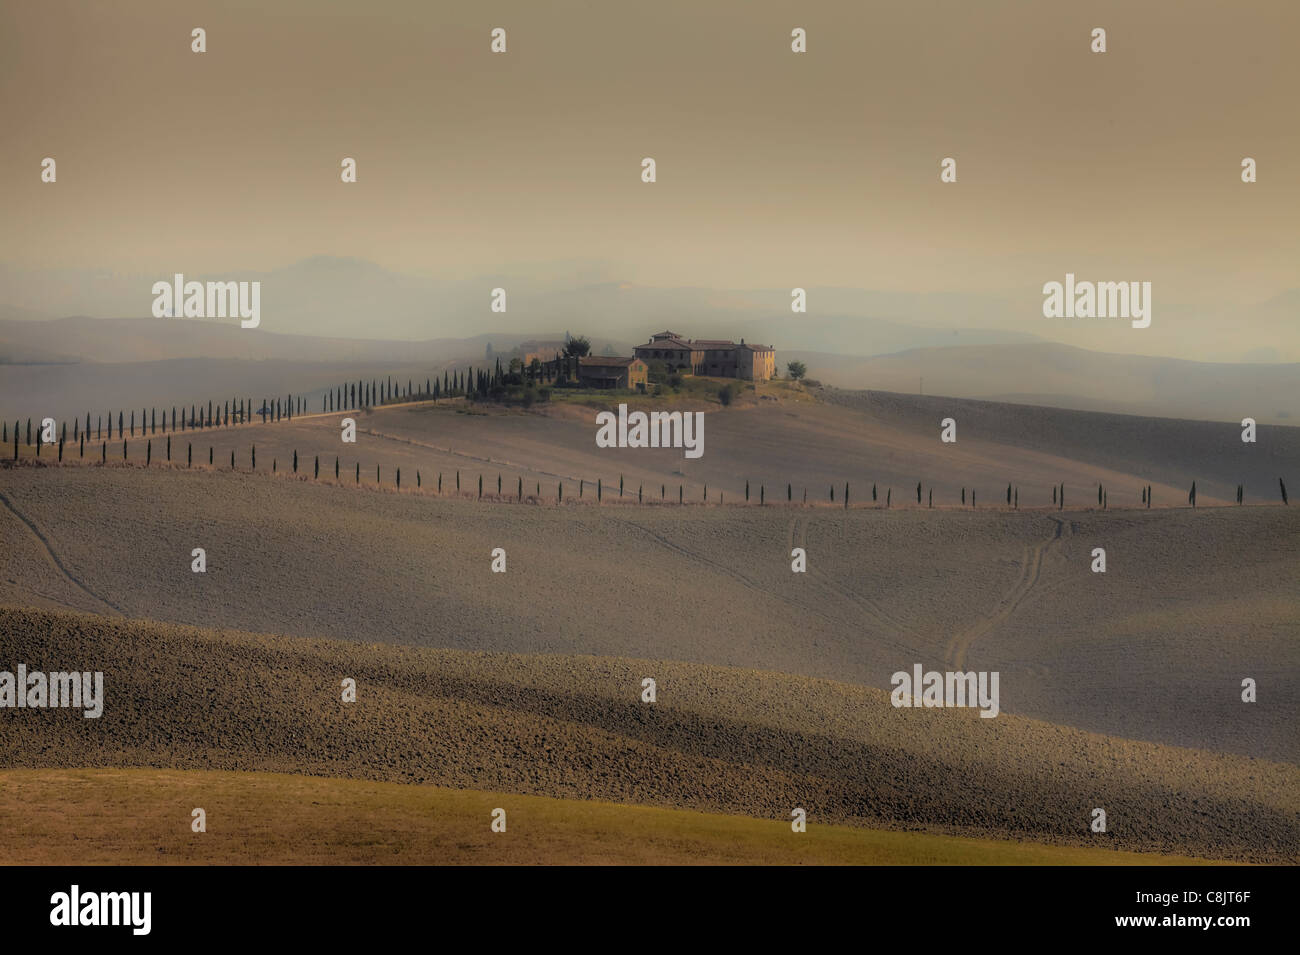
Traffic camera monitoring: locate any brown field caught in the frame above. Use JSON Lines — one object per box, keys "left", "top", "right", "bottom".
{"left": 0, "top": 769, "right": 1230, "bottom": 866}
{"left": 8, "top": 384, "right": 1299, "bottom": 508}
{"left": 1, "top": 388, "right": 1296, "bottom": 864}
{"left": 0, "top": 607, "right": 1295, "bottom": 862}
{"left": 0, "top": 464, "right": 1294, "bottom": 761}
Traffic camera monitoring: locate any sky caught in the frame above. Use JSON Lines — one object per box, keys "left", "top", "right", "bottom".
{"left": 1, "top": 0, "right": 1296, "bottom": 358}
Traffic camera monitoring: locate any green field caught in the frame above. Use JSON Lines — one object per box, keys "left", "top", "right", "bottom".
{"left": 0, "top": 769, "right": 1225, "bottom": 865}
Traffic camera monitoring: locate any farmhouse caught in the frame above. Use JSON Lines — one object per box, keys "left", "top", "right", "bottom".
{"left": 633, "top": 331, "right": 775, "bottom": 380}
{"left": 578, "top": 356, "right": 648, "bottom": 391}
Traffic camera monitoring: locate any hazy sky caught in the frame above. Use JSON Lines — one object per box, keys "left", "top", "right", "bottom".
{"left": 2, "top": 0, "right": 1296, "bottom": 356}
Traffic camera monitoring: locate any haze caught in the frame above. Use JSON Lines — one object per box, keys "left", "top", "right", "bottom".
{"left": 1, "top": 0, "right": 1297, "bottom": 361}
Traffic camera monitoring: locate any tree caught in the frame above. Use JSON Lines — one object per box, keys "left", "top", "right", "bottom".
{"left": 563, "top": 335, "right": 592, "bottom": 358}
{"left": 718, "top": 385, "right": 733, "bottom": 406}
{"left": 786, "top": 360, "right": 807, "bottom": 380}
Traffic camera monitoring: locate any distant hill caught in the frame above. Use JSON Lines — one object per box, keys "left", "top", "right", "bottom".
{"left": 787, "top": 342, "right": 1299, "bottom": 424}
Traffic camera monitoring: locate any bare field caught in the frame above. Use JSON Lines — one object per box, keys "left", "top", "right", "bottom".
{"left": 10, "top": 386, "right": 1298, "bottom": 508}
{"left": 0, "top": 466, "right": 1294, "bottom": 760}
{"left": 0, "top": 609, "right": 1293, "bottom": 861}
{"left": 0, "top": 769, "right": 1228, "bottom": 866}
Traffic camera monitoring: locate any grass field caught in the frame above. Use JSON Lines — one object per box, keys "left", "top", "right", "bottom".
{"left": 0, "top": 768, "right": 1227, "bottom": 866}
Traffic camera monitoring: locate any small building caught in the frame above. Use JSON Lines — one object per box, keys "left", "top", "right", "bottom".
{"left": 578, "top": 356, "right": 647, "bottom": 391}
{"left": 517, "top": 340, "right": 566, "bottom": 365}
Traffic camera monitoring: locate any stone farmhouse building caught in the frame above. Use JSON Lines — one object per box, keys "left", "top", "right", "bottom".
{"left": 633, "top": 330, "right": 776, "bottom": 381}
{"left": 577, "top": 356, "right": 648, "bottom": 391}
{"left": 533, "top": 354, "right": 649, "bottom": 391}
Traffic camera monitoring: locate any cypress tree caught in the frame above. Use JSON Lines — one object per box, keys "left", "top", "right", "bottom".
{"left": 315, "top": 456, "right": 319, "bottom": 479}
{"left": 26, "top": 418, "right": 31, "bottom": 445}
{"left": 745, "top": 479, "right": 749, "bottom": 502}
{"left": 335, "top": 457, "right": 340, "bottom": 479}
{"left": 679, "top": 484, "right": 683, "bottom": 504}
{"left": 293, "top": 450, "right": 298, "bottom": 473}
{"left": 167, "top": 435, "right": 171, "bottom": 461}
{"left": 209, "top": 447, "right": 213, "bottom": 465}
{"left": 188, "top": 443, "right": 192, "bottom": 467}
{"left": 929, "top": 488, "right": 933, "bottom": 508}
{"left": 146, "top": 440, "right": 151, "bottom": 466}
{"left": 518, "top": 476, "right": 522, "bottom": 499}
{"left": 1280, "top": 478, "right": 1288, "bottom": 505}
{"left": 872, "top": 483, "right": 877, "bottom": 502}
{"left": 97, "top": 415, "right": 101, "bottom": 439}
{"left": 456, "top": 470, "right": 460, "bottom": 491}
{"left": 598, "top": 478, "right": 602, "bottom": 502}
{"left": 79, "top": 433, "right": 84, "bottom": 458}
{"left": 1053, "top": 485, "right": 1057, "bottom": 504}
{"left": 1007, "top": 483, "right": 1011, "bottom": 505}
{"left": 498, "top": 473, "right": 502, "bottom": 495}
{"left": 130, "top": 410, "right": 134, "bottom": 436}
{"left": 101, "top": 442, "right": 105, "bottom": 463}
{"left": 762, "top": 485, "right": 766, "bottom": 506}
{"left": 58, "top": 438, "right": 63, "bottom": 462}
{"left": 844, "top": 483, "right": 849, "bottom": 508}
{"left": 1189, "top": 481, "right": 1197, "bottom": 507}
{"left": 478, "top": 474, "right": 482, "bottom": 498}
{"left": 122, "top": 440, "right": 126, "bottom": 460}
{"left": 356, "top": 462, "right": 360, "bottom": 484}
{"left": 961, "top": 488, "right": 965, "bottom": 504}
{"left": 886, "top": 488, "right": 891, "bottom": 508}
{"left": 397, "top": 468, "right": 401, "bottom": 488}
{"left": 73, "top": 419, "right": 78, "bottom": 442}
{"left": 620, "top": 475, "right": 624, "bottom": 497}
{"left": 787, "top": 483, "right": 792, "bottom": 502}
{"left": 438, "top": 472, "right": 442, "bottom": 493}
{"left": 231, "top": 450, "right": 235, "bottom": 469}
